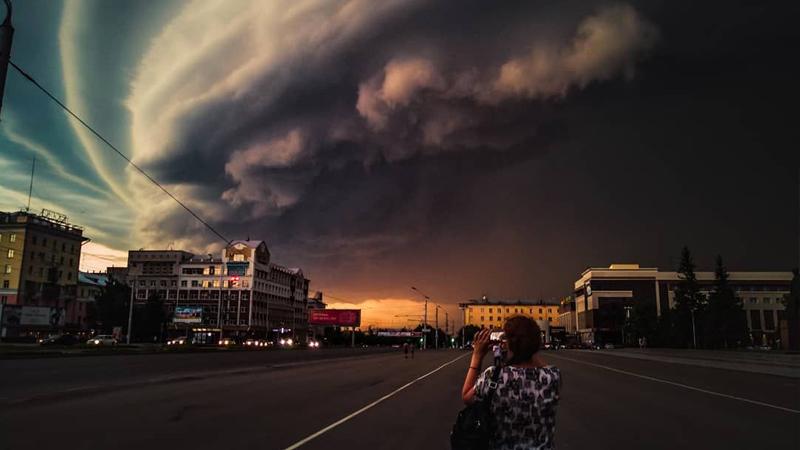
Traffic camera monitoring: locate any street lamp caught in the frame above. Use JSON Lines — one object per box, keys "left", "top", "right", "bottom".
{"left": 411, "top": 286, "right": 429, "bottom": 349}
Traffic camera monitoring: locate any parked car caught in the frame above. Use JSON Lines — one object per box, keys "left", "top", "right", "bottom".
{"left": 218, "top": 337, "right": 238, "bottom": 346}
{"left": 307, "top": 340, "right": 321, "bottom": 348}
{"left": 39, "top": 334, "right": 79, "bottom": 346}
{"left": 244, "top": 338, "right": 270, "bottom": 348}
{"left": 167, "top": 336, "right": 190, "bottom": 346}
{"left": 86, "top": 335, "right": 117, "bottom": 346}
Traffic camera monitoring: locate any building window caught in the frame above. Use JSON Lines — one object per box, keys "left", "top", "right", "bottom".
{"left": 9, "top": 234, "right": 16, "bottom": 243}
{"left": 38, "top": 267, "right": 43, "bottom": 277}
{"left": 488, "top": 308, "right": 493, "bottom": 313}
{"left": 4, "top": 265, "right": 10, "bottom": 274}
{"left": 139, "top": 280, "right": 145, "bottom": 287}
{"left": 171, "top": 280, "right": 177, "bottom": 287}
{"left": 67, "top": 272, "right": 72, "bottom": 281}
{"left": 181, "top": 280, "right": 187, "bottom": 287}
{"left": 7, "top": 249, "right": 14, "bottom": 258}
{"left": 191, "top": 280, "right": 199, "bottom": 287}
{"left": 2, "top": 280, "right": 8, "bottom": 288}
{"left": 539, "top": 308, "right": 543, "bottom": 314}
{"left": 749, "top": 298, "right": 757, "bottom": 304}
{"left": 28, "top": 266, "right": 32, "bottom": 275}
{"left": 481, "top": 316, "right": 485, "bottom": 322}
{"left": 489, "top": 316, "right": 493, "bottom": 322}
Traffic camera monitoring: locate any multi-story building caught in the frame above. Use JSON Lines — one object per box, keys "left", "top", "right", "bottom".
{"left": 122, "top": 240, "right": 309, "bottom": 341}
{"left": 459, "top": 296, "right": 561, "bottom": 343}
{"left": 67, "top": 271, "right": 108, "bottom": 331}
{"left": 460, "top": 296, "right": 560, "bottom": 329}
{"left": 0, "top": 210, "right": 87, "bottom": 337}
{"left": 574, "top": 264, "right": 792, "bottom": 346}
{"left": 555, "top": 296, "right": 577, "bottom": 335}
{"left": 307, "top": 291, "right": 327, "bottom": 340}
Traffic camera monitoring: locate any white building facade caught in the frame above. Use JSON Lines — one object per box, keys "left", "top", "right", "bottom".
{"left": 124, "top": 240, "right": 309, "bottom": 341}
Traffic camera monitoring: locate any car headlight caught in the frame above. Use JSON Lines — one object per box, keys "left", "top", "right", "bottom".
{"left": 287, "top": 339, "right": 293, "bottom": 346}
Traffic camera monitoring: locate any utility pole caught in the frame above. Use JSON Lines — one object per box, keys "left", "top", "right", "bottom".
{"left": 435, "top": 306, "right": 439, "bottom": 350}
{"left": 691, "top": 308, "right": 697, "bottom": 349}
{"left": 0, "top": 0, "right": 14, "bottom": 119}
{"left": 26, "top": 156, "right": 34, "bottom": 211}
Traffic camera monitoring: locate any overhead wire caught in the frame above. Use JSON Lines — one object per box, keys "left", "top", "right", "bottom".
{"left": 7, "top": 61, "right": 231, "bottom": 245}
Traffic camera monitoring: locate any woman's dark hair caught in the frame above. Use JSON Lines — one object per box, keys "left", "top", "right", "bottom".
{"left": 503, "top": 315, "right": 542, "bottom": 364}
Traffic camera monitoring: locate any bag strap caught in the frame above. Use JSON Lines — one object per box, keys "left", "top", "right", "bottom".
{"left": 485, "top": 364, "right": 502, "bottom": 400}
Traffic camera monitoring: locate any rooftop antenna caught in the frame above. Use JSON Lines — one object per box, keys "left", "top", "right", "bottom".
{"left": 25, "top": 155, "right": 34, "bottom": 211}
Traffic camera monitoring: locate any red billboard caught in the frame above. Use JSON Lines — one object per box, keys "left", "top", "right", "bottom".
{"left": 309, "top": 309, "right": 361, "bottom": 327}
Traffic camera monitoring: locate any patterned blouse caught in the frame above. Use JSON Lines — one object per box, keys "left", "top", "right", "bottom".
{"left": 475, "top": 365, "right": 561, "bottom": 450}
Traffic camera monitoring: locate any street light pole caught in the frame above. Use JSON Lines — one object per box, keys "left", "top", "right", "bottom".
{"left": 126, "top": 275, "right": 135, "bottom": 344}
{"left": 411, "top": 286, "right": 430, "bottom": 350}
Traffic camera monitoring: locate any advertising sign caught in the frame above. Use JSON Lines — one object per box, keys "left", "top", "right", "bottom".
{"left": 0, "top": 305, "right": 65, "bottom": 327}
{"left": 174, "top": 306, "right": 203, "bottom": 324}
{"left": 226, "top": 262, "right": 249, "bottom": 276}
{"left": 376, "top": 331, "right": 423, "bottom": 338}
{"left": 308, "top": 309, "right": 361, "bottom": 327}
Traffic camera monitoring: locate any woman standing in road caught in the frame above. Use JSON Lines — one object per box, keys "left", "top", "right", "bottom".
{"left": 461, "top": 317, "right": 561, "bottom": 449}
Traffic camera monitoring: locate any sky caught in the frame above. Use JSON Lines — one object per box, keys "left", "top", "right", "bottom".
{"left": 1, "top": 0, "right": 797, "bottom": 328}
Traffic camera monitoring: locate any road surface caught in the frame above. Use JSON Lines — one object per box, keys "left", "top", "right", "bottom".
{"left": 1, "top": 349, "right": 797, "bottom": 449}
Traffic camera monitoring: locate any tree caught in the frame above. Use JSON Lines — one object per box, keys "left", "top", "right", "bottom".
{"left": 457, "top": 325, "right": 481, "bottom": 347}
{"left": 91, "top": 280, "right": 131, "bottom": 333}
{"left": 672, "top": 246, "right": 706, "bottom": 348}
{"left": 706, "top": 255, "right": 747, "bottom": 348}
{"left": 137, "top": 293, "right": 170, "bottom": 342}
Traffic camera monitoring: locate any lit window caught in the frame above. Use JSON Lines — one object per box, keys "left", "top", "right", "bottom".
{"left": 5, "top": 265, "right": 11, "bottom": 274}
{"left": 9, "top": 234, "right": 16, "bottom": 243}
{"left": 7, "top": 249, "right": 14, "bottom": 258}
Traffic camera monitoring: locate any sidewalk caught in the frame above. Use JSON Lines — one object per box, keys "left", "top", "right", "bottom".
{"left": 594, "top": 348, "right": 800, "bottom": 378}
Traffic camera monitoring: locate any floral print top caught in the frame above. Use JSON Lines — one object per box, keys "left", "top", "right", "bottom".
{"left": 475, "top": 365, "right": 561, "bottom": 450}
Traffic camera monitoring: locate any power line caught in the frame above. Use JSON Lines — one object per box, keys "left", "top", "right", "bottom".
{"left": 7, "top": 60, "right": 231, "bottom": 245}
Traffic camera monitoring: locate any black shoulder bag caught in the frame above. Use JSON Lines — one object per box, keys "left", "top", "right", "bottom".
{"left": 450, "top": 365, "right": 502, "bottom": 450}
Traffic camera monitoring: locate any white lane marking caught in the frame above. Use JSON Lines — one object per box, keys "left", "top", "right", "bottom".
{"left": 548, "top": 353, "right": 800, "bottom": 414}
{"left": 284, "top": 352, "right": 471, "bottom": 450}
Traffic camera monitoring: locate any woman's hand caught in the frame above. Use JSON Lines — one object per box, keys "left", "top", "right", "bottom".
{"left": 472, "top": 328, "right": 491, "bottom": 358}
{"left": 462, "top": 328, "right": 492, "bottom": 404}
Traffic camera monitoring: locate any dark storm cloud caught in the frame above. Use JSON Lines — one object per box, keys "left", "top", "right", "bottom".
{"left": 125, "top": 0, "right": 796, "bottom": 301}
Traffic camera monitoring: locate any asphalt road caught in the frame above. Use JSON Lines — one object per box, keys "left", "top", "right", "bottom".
{"left": 1, "top": 349, "right": 798, "bottom": 450}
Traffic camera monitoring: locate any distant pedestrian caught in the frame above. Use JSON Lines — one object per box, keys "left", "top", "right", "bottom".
{"left": 403, "top": 342, "right": 409, "bottom": 359}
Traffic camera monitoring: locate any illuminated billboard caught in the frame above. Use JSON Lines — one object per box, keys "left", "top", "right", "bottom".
{"left": 308, "top": 309, "right": 361, "bottom": 327}
{"left": 174, "top": 306, "right": 203, "bottom": 324}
